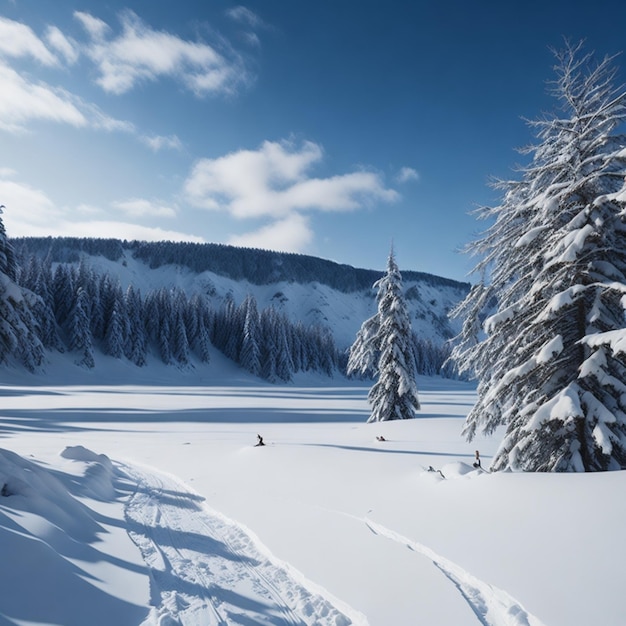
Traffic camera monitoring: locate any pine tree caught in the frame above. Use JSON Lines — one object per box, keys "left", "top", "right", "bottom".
{"left": 451, "top": 42, "right": 626, "bottom": 471}
{"left": 0, "top": 207, "right": 45, "bottom": 370}
{"left": 346, "top": 301, "right": 381, "bottom": 379}
{"left": 0, "top": 205, "right": 18, "bottom": 283}
{"left": 273, "top": 310, "right": 294, "bottom": 382}
{"left": 52, "top": 264, "right": 74, "bottom": 329}
{"left": 171, "top": 296, "right": 190, "bottom": 365}
{"left": 189, "top": 294, "right": 211, "bottom": 364}
{"left": 351, "top": 248, "right": 420, "bottom": 422}
{"left": 259, "top": 307, "right": 279, "bottom": 382}
{"left": 124, "top": 285, "right": 147, "bottom": 366}
{"left": 103, "top": 298, "right": 125, "bottom": 359}
{"left": 239, "top": 294, "right": 262, "bottom": 376}
{"left": 67, "top": 287, "right": 94, "bottom": 368}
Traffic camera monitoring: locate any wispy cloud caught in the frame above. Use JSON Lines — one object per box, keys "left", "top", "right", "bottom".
{"left": 0, "top": 62, "right": 87, "bottom": 132}
{"left": 44, "top": 26, "right": 79, "bottom": 65}
{"left": 226, "top": 6, "right": 267, "bottom": 30}
{"left": 75, "top": 9, "right": 251, "bottom": 96}
{"left": 112, "top": 198, "right": 177, "bottom": 218}
{"left": 0, "top": 11, "right": 250, "bottom": 144}
{"left": 396, "top": 166, "right": 420, "bottom": 183}
{"left": 184, "top": 139, "right": 398, "bottom": 219}
{"left": 21, "top": 220, "right": 206, "bottom": 243}
{"left": 228, "top": 213, "right": 313, "bottom": 252}
{"left": 140, "top": 134, "right": 183, "bottom": 152}
{"left": 0, "top": 173, "right": 199, "bottom": 243}
{"left": 0, "top": 17, "right": 59, "bottom": 65}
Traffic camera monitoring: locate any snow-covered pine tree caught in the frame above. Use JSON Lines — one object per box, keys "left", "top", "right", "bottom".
{"left": 0, "top": 207, "right": 45, "bottom": 370}
{"left": 171, "top": 292, "right": 190, "bottom": 365}
{"left": 0, "top": 204, "right": 18, "bottom": 283}
{"left": 239, "top": 294, "right": 262, "bottom": 377}
{"left": 188, "top": 293, "right": 211, "bottom": 364}
{"left": 346, "top": 297, "right": 381, "bottom": 379}
{"left": 451, "top": 41, "right": 626, "bottom": 471}
{"left": 67, "top": 287, "right": 95, "bottom": 368}
{"left": 52, "top": 264, "right": 74, "bottom": 329}
{"left": 351, "top": 248, "right": 420, "bottom": 422}
{"left": 124, "top": 285, "right": 147, "bottom": 367}
{"left": 103, "top": 297, "right": 125, "bottom": 359}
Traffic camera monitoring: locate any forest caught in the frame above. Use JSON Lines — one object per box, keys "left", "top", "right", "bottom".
{"left": 0, "top": 235, "right": 456, "bottom": 381}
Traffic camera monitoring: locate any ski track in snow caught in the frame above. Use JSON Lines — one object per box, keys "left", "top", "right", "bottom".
{"left": 116, "top": 461, "right": 364, "bottom": 626}
{"left": 363, "top": 517, "right": 546, "bottom": 626}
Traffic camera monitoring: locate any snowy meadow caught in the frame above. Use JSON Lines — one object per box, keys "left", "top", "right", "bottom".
{"left": 0, "top": 354, "right": 623, "bottom": 626}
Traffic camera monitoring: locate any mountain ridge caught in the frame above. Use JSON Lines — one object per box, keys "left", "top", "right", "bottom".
{"left": 13, "top": 236, "right": 469, "bottom": 353}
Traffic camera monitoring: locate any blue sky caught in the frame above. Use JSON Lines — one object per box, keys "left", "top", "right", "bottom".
{"left": 1, "top": 1, "right": 626, "bottom": 282}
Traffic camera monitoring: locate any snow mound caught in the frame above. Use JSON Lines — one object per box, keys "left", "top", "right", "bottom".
{"left": 61, "top": 445, "right": 116, "bottom": 500}
{"left": 0, "top": 447, "right": 103, "bottom": 540}
{"left": 0, "top": 447, "right": 147, "bottom": 625}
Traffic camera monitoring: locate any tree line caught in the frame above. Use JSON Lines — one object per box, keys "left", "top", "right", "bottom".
{"left": 13, "top": 250, "right": 340, "bottom": 380}
{"left": 0, "top": 236, "right": 455, "bottom": 380}
{"left": 12, "top": 236, "right": 469, "bottom": 294}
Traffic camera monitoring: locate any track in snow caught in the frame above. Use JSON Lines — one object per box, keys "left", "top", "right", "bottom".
{"left": 363, "top": 518, "right": 546, "bottom": 626}
{"left": 116, "top": 461, "right": 363, "bottom": 626}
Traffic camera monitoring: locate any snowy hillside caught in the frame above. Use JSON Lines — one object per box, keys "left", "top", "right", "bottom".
{"left": 13, "top": 237, "right": 469, "bottom": 351}
{"left": 92, "top": 253, "right": 465, "bottom": 350}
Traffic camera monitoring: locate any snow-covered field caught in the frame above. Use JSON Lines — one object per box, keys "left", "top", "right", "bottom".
{"left": 0, "top": 353, "right": 624, "bottom": 626}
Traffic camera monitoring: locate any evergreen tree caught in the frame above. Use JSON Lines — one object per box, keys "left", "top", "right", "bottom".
{"left": 451, "top": 42, "right": 626, "bottom": 471}
{"left": 189, "top": 294, "right": 211, "bottom": 363}
{"left": 0, "top": 205, "right": 18, "bottom": 282}
{"left": 124, "top": 285, "right": 147, "bottom": 366}
{"left": 351, "top": 248, "right": 420, "bottom": 422}
{"left": 259, "top": 307, "right": 278, "bottom": 382}
{"left": 273, "top": 310, "right": 294, "bottom": 382}
{"left": 346, "top": 302, "right": 380, "bottom": 379}
{"left": 239, "top": 294, "right": 262, "bottom": 376}
{"left": 67, "top": 287, "right": 95, "bottom": 368}
{"left": 171, "top": 292, "right": 190, "bottom": 365}
{"left": 0, "top": 208, "right": 44, "bottom": 370}
{"left": 24, "top": 254, "right": 62, "bottom": 351}
{"left": 103, "top": 298, "right": 125, "bottom": 358}
{"left": 52, "top": 264, "right": 74, "bottom": 329}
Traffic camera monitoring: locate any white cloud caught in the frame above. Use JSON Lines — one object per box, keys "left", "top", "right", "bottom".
{"left": 396, "top": 166, "right": 420, "bottom": 183}
{"left": 183, "top": 138, "right": 398, "bottom": 255}
{"left": 226, "top": 6, "right": 266, "bottom": 29}
{"left": 75, "top": 10, "right": 250, "bottom": 96}
{"left": 0, "top": 177, "right": 65, "bottom": 229}
{"left": 226, "top": 6, "right": 269, "bottom": 48}
{"left": 141, "top": 134, "right": 183, "bottom": 152}
{"left": 0, "top": 176, "right": 199, "bottom": 243}
{"left": 73, "top": 12, "right": 110, "bottom": 40}
{"left": 50, "top": 221, "right": 204, "bottom": 243}
{"left": 45, "top": 26, "right": 79, "bottom": 65}
{"left": 75, "top": 203, "right": 103, "bottom": 216}
{"left": 0, "top": 17, "right": 59, "bottom": 66}
{"left": 113, "top": 198, "right": 177, "bottom": 218}
{"left": 0, "top": 62, "right": 87, "bottom": 132}
{"left": 228, "top": 213, "right": 313, "bottom": 252}
{"left": 183, "top": 139, "right": 398, "bottom": 219}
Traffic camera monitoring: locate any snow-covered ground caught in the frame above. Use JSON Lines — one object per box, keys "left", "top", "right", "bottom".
{"left": 0, "top": 353, "right": 624, "bottom": 625}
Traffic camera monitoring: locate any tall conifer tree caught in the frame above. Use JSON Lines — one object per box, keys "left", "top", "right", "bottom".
{"left": 451, "top": 42, "right": 626, "bottom": 471}
{"left": 350, "top": 248, "right": 420, "bottom": 422}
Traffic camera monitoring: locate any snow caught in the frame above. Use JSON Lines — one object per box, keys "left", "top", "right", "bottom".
{"left": 56, "top": 252, "right": 465, "bottom": 351}
{"left": 513, "top": 225, "right": 548, "bottom": 248}
{"left": 0, "top": 355, "right": 625, "bottom": 626}
{"left": 536, "top": 335, "right": 563, "bottom": 363}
